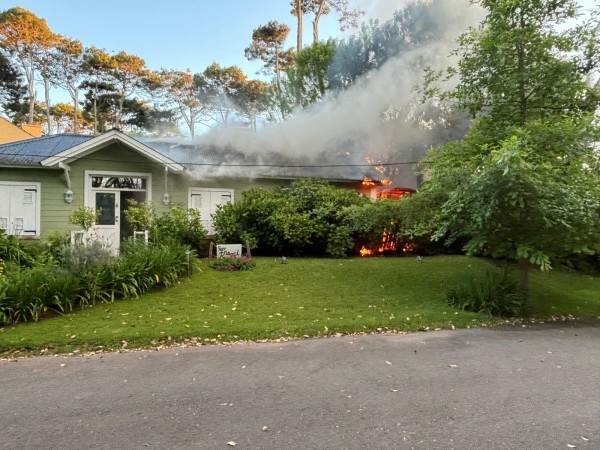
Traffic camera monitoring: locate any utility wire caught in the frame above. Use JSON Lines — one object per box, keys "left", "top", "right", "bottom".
{"left": 0, "top": 151, "right": 422, "bottom": 168}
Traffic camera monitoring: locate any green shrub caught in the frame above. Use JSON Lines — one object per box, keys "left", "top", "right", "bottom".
{"left": 123, "top": 199, "right": 157, "bottom": 232}
{"left": 0, "top": 229, "right": 36, "bottom": 268}
{"left": 124, "top": 201, "right": 207, "bottom": 252}
{"left": 0, "top": 240, "right": 195, "bottom": 325}
{"left": 446, "top": 269, "right": 528, "bottom": 317}
{"left": 0, "top": 266, "right": 80, "bottom": 323}
{"left": 44, "top": 231, "right": 71, "bottom": 257}
{"left": 155, "top": 205, "right": 207, "bottom": 252}
{"left": 209, "top": 256, "right": 256, "bottom": 271}
{"left": 58, "top": 241, "right": 115, "bottom": 275}
{"left": 68, "top": 206, "right": 100, "bottom": 231}
{"left": 213, "top": 180, "right": 370, "bottom": 257}
{"left": 119, "top": 240, "right": 194, "bottom": 288}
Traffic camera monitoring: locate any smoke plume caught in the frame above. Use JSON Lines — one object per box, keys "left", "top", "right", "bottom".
{"left": 190, "top": 0, "right": 485, "bottom": 187}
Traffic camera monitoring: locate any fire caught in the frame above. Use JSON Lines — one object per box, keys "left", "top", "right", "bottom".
{"left": 379, "top": 229, "right": 397, "bottom": 252}
{"left": 402, "top": 243, "right": 416, "bottom": 253}
{"left": 359, "top": 246, "right": 374, "bottom": 256}
{"left": 364, "top": 155, "right": 393, "bottom": 186}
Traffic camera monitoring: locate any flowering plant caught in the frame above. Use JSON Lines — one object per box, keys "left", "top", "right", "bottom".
{"left": 209, "top": 256, "right": 255, "bottom": 271}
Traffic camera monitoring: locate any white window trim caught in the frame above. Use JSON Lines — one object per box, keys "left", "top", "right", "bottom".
{"left": 188, "top": 188, "right": 234, "bottom": 236}
{"left": 0, "top": 180, "right": 41, "bottom": 238}
{"left": 84, "top": 170, "right": 153, "bottom": 206}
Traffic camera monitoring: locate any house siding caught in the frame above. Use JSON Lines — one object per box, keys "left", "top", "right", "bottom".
{"left": 0, "top": 143, "right": 298, "bottom": 239}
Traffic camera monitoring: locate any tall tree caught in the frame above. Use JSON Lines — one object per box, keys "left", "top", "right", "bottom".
{"left": 284, "top": 39, "right": 336, "bottom": 108}
{"left": 158, "top": 69, "right": 209, "bottom": 139}
{"left": 0, "top": 51, "right": 27, "bottom": 119}
{"left": 414, "top": 0, "right": 600, "bottom": 295}
{"left": 80, "top": 80, "right": 119, "bottom": 133}
{"left": 110, "top": 51, "right": 148, "bottom": 127}
{"left": 245, "top": 21, "right": 293, "bottom": 93}
{"left": 0, "top": 7, "right": 58, "bottom": 124}
{"left": 33, "top": 31, "right": 60, "bottom": 134}
{"left": 235, "top": 79, "right": 269, "bottom": 130}
{"left": 291, "top": 0, "right": 305, "bottom": 51}
{"left": 290, "top": 0, "right": 363, "bottom": 44}
{"left": 203, "top": 62, "right": 249, "bottom": 126}
{"left": 53, "top": 38, "right": 85, "bottom": 133}
{"left": 81, "top": 47, "right": 116, "bottom": 134}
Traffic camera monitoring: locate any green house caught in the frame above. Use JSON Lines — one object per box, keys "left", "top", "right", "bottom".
{"left": 0, "top": 129, "right": 376, "bottom": 250}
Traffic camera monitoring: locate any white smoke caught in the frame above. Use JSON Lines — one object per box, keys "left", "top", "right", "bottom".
{"left": 191, "top": 0, "right": 484, "bottom": 187}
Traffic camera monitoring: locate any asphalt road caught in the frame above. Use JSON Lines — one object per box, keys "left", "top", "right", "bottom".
{"left": 1, "top": 321, "right": 599, "bottom": 450}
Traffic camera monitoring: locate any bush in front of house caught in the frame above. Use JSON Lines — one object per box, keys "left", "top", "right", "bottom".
{"left": 209, "top": 255, "right": 255, "bottom": 271}
{"left": 0, "top": 240, "right": 196, "bottom": 325}
{"left": 213, "top": 180, "right": 371, "bottom": 257}
{"left": 59, "top": 239, "right": 115, "bottom": 275}
{"left": 0, "top": 265, "right": 81, "bottom": 324}
{"left": 0, "top": 229, "right": 37, "bottom": 269}
{"left": 124, "top": 201, "right": 207, "bottom": 253}
{"left": 445, "top": 268, "right": 528, "bottom": 317}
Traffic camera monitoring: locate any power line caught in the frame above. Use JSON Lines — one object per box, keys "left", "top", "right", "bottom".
{"left": 0, "top": 152, "right": 422, "bottom": 168}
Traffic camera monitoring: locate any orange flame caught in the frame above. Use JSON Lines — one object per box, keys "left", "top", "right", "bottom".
{"left": 359, "top": 246, "right": 374, "bottom": 257}
{"left": 362, "top": 177, "right": 375, "bottom": 186}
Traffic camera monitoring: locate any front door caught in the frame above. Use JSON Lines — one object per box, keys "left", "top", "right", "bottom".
{"left": 86, "top": 172, "right": 151, "bottom": 252}
{"left": 94, "top": 192, "right": 119, "bottom": 251}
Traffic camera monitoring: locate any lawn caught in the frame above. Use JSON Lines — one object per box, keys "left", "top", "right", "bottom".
{"left": 1, "top": 255, "right": 599, "bottom": 356}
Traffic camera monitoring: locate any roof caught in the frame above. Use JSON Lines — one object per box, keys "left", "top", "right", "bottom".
{"left": 142, "top": 139, "right": 381, "bottom": 182}
{"left": 0, "top": 117, "right": 35, "bottom": 145}
{"left": 41, "top": 130, "right": 183, "bottom": 172}
{"left": 0, "top": 130, "right": 377, "bottom": 182}
{"left": 0, "top": 130, "right": 183, "bottom": 173}
{"left": 0, "top": 134, "right": 93, "bottom": 165}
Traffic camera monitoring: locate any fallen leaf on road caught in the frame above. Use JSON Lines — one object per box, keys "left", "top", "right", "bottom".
{"left": 447, "top": 364, "right": 458, "bottom": 368}
{"left": 227, "top": 441, "right": 236, "bottom": 447}
{"left": 581, "top": 437, "right": 589, "bottom": 441}
{"left": 262, "top": 426, "right": 269, "bottom": 431}
{"left": 567, "top": 444, "right": 576, "bottom": 448}
{"left": 385, "top": 360, "right": 393, "bottom": 365}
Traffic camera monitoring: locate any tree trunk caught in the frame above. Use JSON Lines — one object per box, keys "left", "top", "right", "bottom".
{"left": 297, "top": 0, "right": 303, "bottom": 52}
{"left": 117, "top": 93, "right": 125, "bottom": 129}
{"left": 275, "top": 47, "right": 281, "bottom": 94}
{"left": 44, "top": 76, "right": 52, "bottom": 135}
{"left": 313, "top": 0, "right": 327, "bottom": 43}
{"left": 518, "top": 258, "right": 530, "bottom": 301}
{"left": 73, "top": 87, "right": 79, "bottom": 133}
{"left": 27, "top": 56, "right": 36, "bottom": 124}
{"left": 93, "top": 82, "right": 98, "bottom": 135}
{"left": 517, "top": 12, "right": 527, "bottom": 126}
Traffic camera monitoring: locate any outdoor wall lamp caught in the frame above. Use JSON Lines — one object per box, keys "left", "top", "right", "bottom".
{"left": 162, "top": 192, "right": 171, "bottom": 205}
{"left": 64, "top": 189, "right": 74, "bottom": 203}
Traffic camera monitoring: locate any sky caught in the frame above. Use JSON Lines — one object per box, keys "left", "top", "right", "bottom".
{"left": 5, "top": 0, "right": 371, "bottom": 80}
{"left": 5, "top": 0, "right": 597, "bottom": 97}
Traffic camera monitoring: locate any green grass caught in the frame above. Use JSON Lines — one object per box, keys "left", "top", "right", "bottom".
{"left": 1, "top": 255, "right": 599, "bottom": 356}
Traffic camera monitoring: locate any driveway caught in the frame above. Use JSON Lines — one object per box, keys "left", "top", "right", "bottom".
{"left": 1, "top": 321, "right": 599, "bottom": 449}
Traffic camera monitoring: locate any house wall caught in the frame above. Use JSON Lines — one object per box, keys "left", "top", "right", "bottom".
{"left": 1, "top": 142, "right": 367, "bottom": 240}
{"left": 0, "top": 143, "right": 292, "bottom": 239}
{"left": 0, "top": 166, "right": 69, "bottom": 237}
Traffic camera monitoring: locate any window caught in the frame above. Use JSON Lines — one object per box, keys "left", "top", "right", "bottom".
{"left": 91, "top": 176, "right": 147, "bottom": 190}
{"left": 189, "top": 188, "right": 233, "bottom": 235}
{"left": 0, "top": 182, "right": 40, "bottom": 237}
